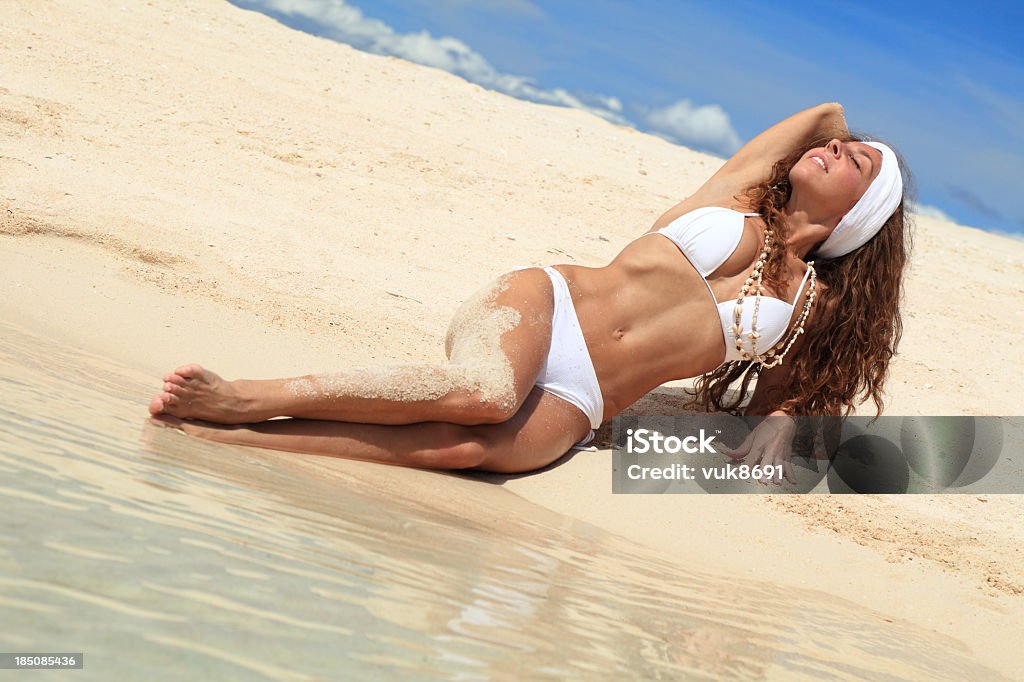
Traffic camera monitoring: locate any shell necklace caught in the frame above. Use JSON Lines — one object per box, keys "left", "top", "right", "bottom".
{"left": 732, "top": 226, "right": 816, "bottom": 368}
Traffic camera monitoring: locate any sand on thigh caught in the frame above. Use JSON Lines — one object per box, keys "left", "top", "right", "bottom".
{"left": 443, "top": 267, "right": 554, "bottom": 412}
{"left": 284, "top": 268, "right": 554, "bottom": 415}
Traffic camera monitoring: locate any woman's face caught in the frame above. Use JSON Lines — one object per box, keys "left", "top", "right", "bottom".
{"left": 789, "top": 139, "right": 883, "bottom": 220}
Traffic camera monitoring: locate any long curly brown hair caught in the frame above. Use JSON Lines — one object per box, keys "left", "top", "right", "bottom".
{"left": 684, "top": 133, "right": 915, "bottom": 418}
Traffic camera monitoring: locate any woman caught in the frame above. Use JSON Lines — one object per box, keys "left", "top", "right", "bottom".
{"left": 149, "top": 102, "right": 912, "bottom": 479}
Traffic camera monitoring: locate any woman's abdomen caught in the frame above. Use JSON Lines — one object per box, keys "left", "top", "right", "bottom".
{"left": 554, "top": 243, "right": 730, "bottom": 413}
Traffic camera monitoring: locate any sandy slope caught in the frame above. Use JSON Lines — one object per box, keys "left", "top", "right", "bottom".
{"left": 2, "top": 0, "right": 1023, "bottom": 676}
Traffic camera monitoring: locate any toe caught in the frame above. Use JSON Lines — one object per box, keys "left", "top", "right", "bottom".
{"left": 175, "top": 364, "right": 204, "bottom": 379}
{"left": 149, "top": 394, "right": 166, "bottom": 415}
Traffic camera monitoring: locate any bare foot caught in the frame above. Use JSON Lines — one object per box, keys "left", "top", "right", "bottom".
{"left": 148, "top": 364, "right": 258, "bottom": 424}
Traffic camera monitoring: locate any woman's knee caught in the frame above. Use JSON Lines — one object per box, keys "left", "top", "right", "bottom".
{"left": 442, "top": 389, "right": 521, "bottom": 425}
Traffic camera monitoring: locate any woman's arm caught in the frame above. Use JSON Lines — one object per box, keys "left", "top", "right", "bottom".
{"left": 709, "top": 102, "right": 848, "bottom": 191}
{"left": 744, "top": 363, "right": 795, "bottom": 417}
{"left": 649, "top": 102, "right": 848, "bottom": 232}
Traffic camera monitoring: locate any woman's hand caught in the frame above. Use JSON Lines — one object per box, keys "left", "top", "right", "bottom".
{"left": 722, "top": 410, "right": 798, "bottom": 485}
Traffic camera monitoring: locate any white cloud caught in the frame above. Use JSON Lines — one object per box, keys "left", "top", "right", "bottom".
{"left": 643, "top": 99, "right": 743, "bottom": 157}
{"left": 992, "top": 229, "right": 1024, "bottom": 243}
{"left": 241, "top": 0, "right": 628, "bottom": 124}
{"left": 909, "top": 202, "right": 954, "bottom": 222}
{"left": 239, "top": 0, "right": 748, "bottom": 153}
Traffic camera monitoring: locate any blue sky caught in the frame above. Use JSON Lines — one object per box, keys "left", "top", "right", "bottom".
{"left": 232, "top": 0, "right": 1024, "bottom": 237}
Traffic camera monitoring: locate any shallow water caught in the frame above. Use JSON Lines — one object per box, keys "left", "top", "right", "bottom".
{"left": 0, "top": 319, "right": 1007, "bottom": 680}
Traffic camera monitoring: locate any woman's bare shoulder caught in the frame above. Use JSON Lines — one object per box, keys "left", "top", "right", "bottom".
{"left": 647, "top": 180, "right": 755, "bottom": 232}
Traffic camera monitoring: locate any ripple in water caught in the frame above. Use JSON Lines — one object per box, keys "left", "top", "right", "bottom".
{"left": 0, "top": 320, "right": 1006, "bottom": 680}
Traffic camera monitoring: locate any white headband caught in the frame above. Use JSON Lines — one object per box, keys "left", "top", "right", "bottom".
{"left": 813, "top": 141, "right": 903, "bottom": 259}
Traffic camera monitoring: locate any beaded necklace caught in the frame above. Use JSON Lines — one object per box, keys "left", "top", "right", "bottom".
{"left": 732, "top": 225, "right": 816, "bottom": 368}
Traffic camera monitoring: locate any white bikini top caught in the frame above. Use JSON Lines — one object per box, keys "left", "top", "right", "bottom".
{"left": 650, "top": 206, "right": 812, "bottom": 366}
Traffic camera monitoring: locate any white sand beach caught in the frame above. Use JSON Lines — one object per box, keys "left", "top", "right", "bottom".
{"left": 3, "top": 0, "right": 1024, "bottom": 677}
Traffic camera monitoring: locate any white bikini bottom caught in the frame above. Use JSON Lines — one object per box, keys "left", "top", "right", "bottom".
{"left": 533, "top": 266, "right": 605, "bottom": 449}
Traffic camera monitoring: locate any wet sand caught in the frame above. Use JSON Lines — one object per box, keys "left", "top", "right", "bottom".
{"left": 2, "top": 0, "right": 1023, "bottom": 677}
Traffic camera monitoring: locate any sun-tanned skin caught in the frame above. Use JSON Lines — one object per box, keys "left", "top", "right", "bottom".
{"left": 149, "top": 103, "right": 882, "bottom": 475}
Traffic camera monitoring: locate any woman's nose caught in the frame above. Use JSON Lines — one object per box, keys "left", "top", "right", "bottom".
{"left": 827, "top": 139, "right": 842, "bottom": 157}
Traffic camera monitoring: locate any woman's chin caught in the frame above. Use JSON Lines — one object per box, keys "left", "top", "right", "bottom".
{"left": 789, "top": 164, "right": 821, "bottom": 187}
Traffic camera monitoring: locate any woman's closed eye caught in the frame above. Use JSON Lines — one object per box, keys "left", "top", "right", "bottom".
{"left": 850, "top": 153, "right": 861, "bottom": 171}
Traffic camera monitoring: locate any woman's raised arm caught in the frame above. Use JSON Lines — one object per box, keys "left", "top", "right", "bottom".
{"left": 649, "top": 102, "right": 848, "bottom": 231}
{"left": 710, "top": 102, "right": 849, "bottom": 191}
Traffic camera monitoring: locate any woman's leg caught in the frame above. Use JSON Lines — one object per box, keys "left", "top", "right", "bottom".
{"left": 149, "top": 387, "right": 592, "bottom": 474}
{"left": 149, "top": 269, "right": 555, "bottom": 426}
